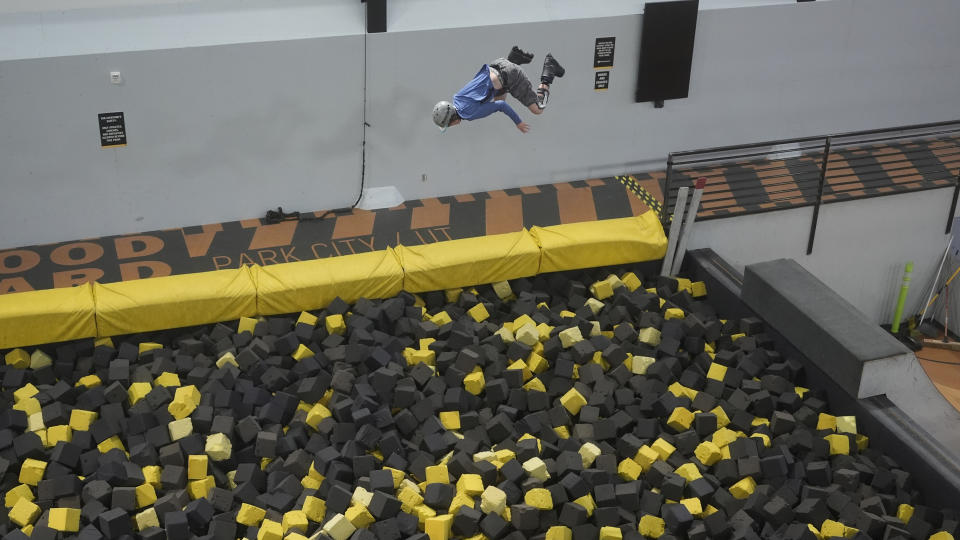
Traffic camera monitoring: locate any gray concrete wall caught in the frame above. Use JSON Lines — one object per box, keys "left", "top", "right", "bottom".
{"left": 685, "top": 187, "right": 956, "bottom": 325}
{"left": 0, "top": 36, "right": 365, "bottom": 248}
{"left": 365, "top": 0, "right": 960, "bottom": 202}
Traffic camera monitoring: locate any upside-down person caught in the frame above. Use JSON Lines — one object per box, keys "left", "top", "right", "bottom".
{"left": 433, "top": 46, "right": 565, "bottom": 134}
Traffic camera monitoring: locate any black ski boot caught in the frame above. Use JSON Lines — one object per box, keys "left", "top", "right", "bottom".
{"left": 540, "top": 53, "right": 565, "bottom": 85}
{"left": 508, "top": 46, "right": 534, "bottom": 65}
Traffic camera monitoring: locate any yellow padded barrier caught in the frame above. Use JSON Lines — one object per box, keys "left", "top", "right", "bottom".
{"left": 396, "top": 230, "right": 540, "bottom": 293}
{"left": 255, "top": 249, "right": 404, "bottom": 316}
{"left": 530, "top": 211, "right": 667, "bottom": 273}
{"left": 0, "top": 284, "right": 97, "bottom": 349}
{"left": 94, "top": 267, "right": 257, "bottom": 336}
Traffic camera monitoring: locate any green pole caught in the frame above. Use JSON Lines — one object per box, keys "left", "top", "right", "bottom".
{"left": 891, "top": 261, "right": 913, "bottom": 333}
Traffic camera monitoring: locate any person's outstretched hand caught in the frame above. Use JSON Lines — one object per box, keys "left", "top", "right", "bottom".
{"left": 517, "top": 122, "right": 530, "bottom": 133}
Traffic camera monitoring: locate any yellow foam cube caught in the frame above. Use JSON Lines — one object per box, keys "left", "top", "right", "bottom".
{"left": 9, "top": 499, "right": 41, "bottom": 527}
{"left": 305, "top": 402, "right": 332, "bottom": 429}
{"left": 523, "top": 457, "right": 550, "bottom": 481}
{"left": 929, "top": 532, "right": 954, "bottom": 540}
{"left": 425, "top": 513, "right": 454, "bottom": 540}
{"left": 292, "top": 344, "right": 315, "bottom": 361}
{"left": 154, "top": 372, "right": 180, "bottom": 387}
{"left": 712, "top": 427, "right": 738, "bottom": 448}
{"left": 897, "top": 504, "right": 914, "bottom": 524}
{"left": 691, "top": 281, "right": 708, "bottom": 297}
{"left": 817, "top": 413, "right": 837, "bottom": 431}
{"left": 492, "top": 280, "right": 513, "bottom": 299}
{"left": 168, "top": 418, "right": 193, "bottom": 441}
{"left": 579, "top": 442, "right": 602, "bottom": 468}
{"left": 456, "top": 474, "right": 484, "bottom": 496}
{"left": 19, "top": 459, "right": 46, "bottom": 486}
{"left": 345, "top": 504, "right": 375, "bottom": 528}
{"left": 600, "top": 525, "right": 624, "bottom": 540}
{"left": 730, "top": 477, "right": 757, "bottom": 499}
{"left": 439, "top": 411, "right": 461, "bottom": 431}
{"left": 637, "top": 327, "right": 662, "bottom": 346}
{"left": 237, "top": 503, "right": 267, "bottom": 526}
{"left": 5, "top": 349, "right": 30, "bottom": 369}
{"left": 12, "top": 397, "right": 40, "bottom": 416}
{"left": 680, "top": 498, "right": 703, "bottom": 516}
{"left": 547, "top": 525, "right": 573, "bottom": 540}
{"left": 621, "top": 272, "right": 642, "bottom": 291}
{"left": 631, "top": 355, "right": 656, "bottom": 375}
{"left": 258, "top": 519, "right": 283, "bottom": 540}
{"left": 215, "top": 352, "right": 238, "bottom": 369}
{"left": 667, "top": 407, "right": 695, "bottom": 431}
{"left": 322, "top": 513, "right": 357, "bottom": 540}
{"left": 706, "top": 362, "right": 728, "bottom": 381}
{"left": 143, "top": 465, "right": 161, "bottom": 487}
{"left": 188, "top": 454, "right": 209, "bottom": 480}
{"left": 573, "top": 495, "right": 596, "bottom": 517}
{"left": 76, "top": 374, "right": 102, "bottom": 388}
{"left": 639, "top": 514, "right": 665, "bottom": 538}
{"left": 480, "top": 485, "right": 507, "bottom": 515}
{"left": 618, "top": 458, "right": 643, "bottom": 481}
{"left": 326, "top": 314, "right": 347, "bottom": 335}
{"left": 836, "top": 415, "right": 857, "bottom": 434}
{"left": 135, "top": 507, "right": 160, "bottom": 531}
{"left": 168, "top": 385, "right": 201, "bottom": 419}
{"left": 135, "top": 483, "right": 157, "bottom": 508}
{"left": 205, "top": 432, "right": 232, "bottom": 461}
{"left": 464, "top": 371, "right": 485, "bottom": 395}
{"left": 560, "top": 388, "right": 587, "bottom": 415}
{"left": 523, "top": 377, "right": 546, "bottom": 392}
{"left": 29, "top": 350, "right": 52, "bottom": 370}
{"left": 5, "top": 484, "right": 34, "bottom": 508}
{"left": 525, "top": 488, "right": 554, "bottom": 510}
{"left": 128, "top": 382, "right": 152, "bottom": 405}
{"left": 13, "top": 383, "right": 38, "bottom": 402}
{"left": 559, "top": 327, "right": 584, "bottom": 348}
{"left": 589, "top": 277, "right": 617, "bottom": 300}
{"left": 652, "top": 438, "right": 676, "bottom": 460}
{"left": 425, "top": 464, "right": 450, "bottom": 485}
{"left": 694, "top": 441, "right": 722, "bottom": 466}
{"left": 47, "top": 425, "right": 72, "bottom": 445}
{"left": 188, "top": 476, "right": 215, "bottom": 500}
{"left": 675, "top": 463, "right": 702, "bottom": 482}
{"left": 664, "top": 307, "right": 685, "bottom": 320}
{"left": 634, "top": 445, "right": 660, "bottom": 471}
{"left": 283, "top": 510, "right": 309, "bottom": 534}
{"left": 824, "top": 434, "right": 850, "bottom": 455}
{"left": 302, "top": 496, "right": 327, "bottom": 522}
{"left": 820, "top": 519, "right": 846, "bottom": 538}
{"left": 468, "top": 303, "right": 490, "bottom": 322}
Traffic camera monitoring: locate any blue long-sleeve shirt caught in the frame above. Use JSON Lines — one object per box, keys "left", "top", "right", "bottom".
{"left": 453, "top": 65, "right": 522, "bottom": 125}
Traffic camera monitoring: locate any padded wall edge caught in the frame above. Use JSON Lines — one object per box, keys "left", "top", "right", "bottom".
{"left": 0, "top": 284, "right": 97, "bottom": 349}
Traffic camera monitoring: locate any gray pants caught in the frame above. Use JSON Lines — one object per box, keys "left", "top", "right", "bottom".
{"left": 490, "top": 58, "right": 539, "bottom": 108}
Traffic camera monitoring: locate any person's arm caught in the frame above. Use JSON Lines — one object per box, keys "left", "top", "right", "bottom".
{"left": 493, "top": 101, "right": 523, "bottom": 125}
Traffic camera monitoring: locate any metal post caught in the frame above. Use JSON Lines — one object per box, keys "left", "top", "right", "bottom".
{"left": 947, "top": 173, "right": 960, "bottom": 234}
{"left": 661, "top": 187, "right": 690, "bottom": 277}
{"left": 662, "top": 155, "right": 675, "bottom": 225}
{"left": 806, "top": 138, "right": 832, "bottom": 255}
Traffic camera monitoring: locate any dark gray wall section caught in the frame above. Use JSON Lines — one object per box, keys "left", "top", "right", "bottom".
{"left": 741, "top": 258, "right": 909, "bottom": 398}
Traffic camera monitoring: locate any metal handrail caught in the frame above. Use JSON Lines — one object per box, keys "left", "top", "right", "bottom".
{"left": 661, "top": 119, "right": 960, "bottom": 252}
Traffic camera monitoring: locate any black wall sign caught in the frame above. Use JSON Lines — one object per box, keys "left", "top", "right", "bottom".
{"left": 594, "top": 71, "right": 610, "bottom": 91}
{"left": 594, "top": 37, "right": 616, "bottom": 69}
{"left": 99, "top": 112, "right": 127, "bottom": 148}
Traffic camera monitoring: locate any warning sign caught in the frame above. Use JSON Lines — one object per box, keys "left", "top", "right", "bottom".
{"left": 99, "top": 112, "right": 127, "bottom": 148}
{"left": 595, "top": 71, "right": 610, "bottom": 91}
{"left": 594, "top": 37, "right": 616, "bottom": 69}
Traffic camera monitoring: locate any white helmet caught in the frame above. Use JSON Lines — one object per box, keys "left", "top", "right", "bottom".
{"left": 433, "top": 101, "right": 456, "bottom": 131}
